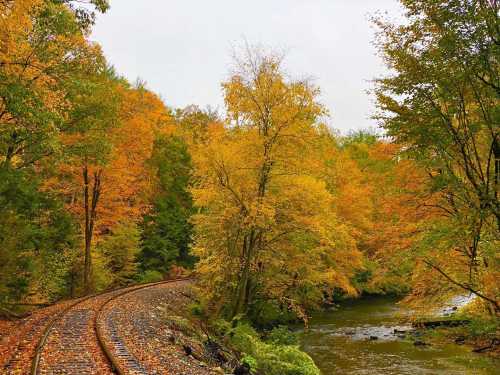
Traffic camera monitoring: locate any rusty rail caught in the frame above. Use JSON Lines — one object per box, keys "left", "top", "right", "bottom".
{"left": 94, "top": 277, "right": 191, "bottom": 375}
{"left": 30, "top": 278, "right": 191, "bottom": 375}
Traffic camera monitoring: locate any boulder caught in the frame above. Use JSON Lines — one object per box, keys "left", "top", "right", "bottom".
{"left": 234, "top": 363, "right": 251, "bottom": 375}
{"left": 413, "top": 340, "right": 429, "bottom": 346}
{"left": 454, "top": 336, "right": 466, "bottom": 345}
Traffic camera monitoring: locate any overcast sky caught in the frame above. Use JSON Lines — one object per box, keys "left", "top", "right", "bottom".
{"left": 91, "top": 0, "right": 404, "bottom": 133}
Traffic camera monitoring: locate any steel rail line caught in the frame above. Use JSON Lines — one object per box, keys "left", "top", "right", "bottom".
{"left": 30, "top": 277, "right": 191, "bottom": 375}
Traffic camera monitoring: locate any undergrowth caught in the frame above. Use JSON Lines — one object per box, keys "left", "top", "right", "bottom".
{"left": 218, "top": 319, "right": 320, "bottom": 375}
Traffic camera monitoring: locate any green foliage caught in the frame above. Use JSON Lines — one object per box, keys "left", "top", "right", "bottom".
{"left": 467, "top": 317, "right": 500, "bottom": 338}
{"left": 59, "top": 0, "right": 110, "bottom": 30}
{"left": 189, "top": 302, "right": 205, "bottom": 318}
{"left": 139, "top": 135, "right": 195, "bottom": 274}
{"left": 163, "top": 314, "right": 196, "bottom": 335}
{"left": 0, "top": 0, "right": 106, "bottom": 170}
{"left": 342, "top": 137, "right": 393, "bottom": 175}
{"left": 137, "top": 270, "right": 164, "bottom": 284}
{"left": 341, "top": 129, "right": 379, "bottom": 148}
{"left": 229, "top": 322, "right": 257, "bottom": 352}
{"left": 98, "top": 221, "right": 141, "bottom": 287}
{"left": 247, "top": 300, "right": 297, "bottom": 329}
{"left": 211, "top": 318, "right": 232, "bottom": 337}
{"left": 91, "top": 249, "right": 114, "bottom": 292}
{"left": 257, "top": 345, "right": 320, "bottom": 375}
{"left": 0, "top": 168, "right": 76, "bottom": 305}
{"left": 241, "top": 355, "right": 258, "bottom": 374}
{"left": 266, "top": 326, "right": 299, "bottom": 346}
{"left": 173, "top": 105, "right": 219, "bottom": 143}
{"left": 374, "top": 0, "right": 500, "bottom": 312}
{"left": 63, "top": 68, "right": 122, "bottom": 167}
{"left": 228, "top": 323, "right": 320, "bottom": 375}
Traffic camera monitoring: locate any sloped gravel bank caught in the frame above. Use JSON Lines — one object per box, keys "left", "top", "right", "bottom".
{"left": 100, "top": 280, "right": 230, "bottom": 375}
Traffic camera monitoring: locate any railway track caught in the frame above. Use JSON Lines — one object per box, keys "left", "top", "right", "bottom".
{"left": 3, "top": 278, "right": 190, "bottom": 375}
{"left": 93, "top": 279, "right": 193, "bottom": 375}
{"left": 1, "top": 300, "right": 77, "bottom": 373}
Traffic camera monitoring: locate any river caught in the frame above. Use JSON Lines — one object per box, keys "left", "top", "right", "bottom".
{"left": 298, "top": 297, "right": 498, "bottom": 375}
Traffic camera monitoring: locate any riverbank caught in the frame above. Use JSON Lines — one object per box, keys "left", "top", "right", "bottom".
{"left": 411, "top": 317, "right": 500, "bottom": 359}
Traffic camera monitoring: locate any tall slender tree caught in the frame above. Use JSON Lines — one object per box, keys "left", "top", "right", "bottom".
{"left": 192, "top": 47, "right": 362, "bottom": 321}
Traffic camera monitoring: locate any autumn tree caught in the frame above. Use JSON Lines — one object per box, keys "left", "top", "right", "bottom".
{"left": 58, "top": 0, "right": 110, "bottom": 30}
{"left": 191, "top": 48, "right": 362, "bottom": 322}
{"left": 340, "top": 132, "right": 434, "bottom": 293}
{"left": 136, "top": 105, "right": 221, "bottom": 277}
{"left": 51, "top": 81, "right": 170, "bottom": 293}
{"left": 374, "top": 0, "right": 499, "bottom": 313}
{"left": 0, "top": 0, "right": 106, "bottom": 170}
{"left": 173, "top": 105, "right": 220, "bottom": 144}
{"left": 313, "top": 129, "right": 374, "bottom": 253}
{"left": 49, "top": 68, "right": 121, "bottom": 294}
{"left": 0, "top": 0, "right": 110, "bottom": 306}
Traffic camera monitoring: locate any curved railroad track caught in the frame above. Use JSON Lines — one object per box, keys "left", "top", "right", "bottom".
{"left": 1, "top": 300, "right": 76, "bottom": 373}
{"left": 4, "top": 278, "right": 190, "bottom": 375}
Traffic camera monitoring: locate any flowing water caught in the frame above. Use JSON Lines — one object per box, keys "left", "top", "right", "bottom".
{"left": 298, "top": 297, "right": 498, "bottom": 375}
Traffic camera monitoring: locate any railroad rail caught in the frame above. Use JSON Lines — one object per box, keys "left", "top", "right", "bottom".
{"left": 27, "top": 278, "right": 191, "bottom": 375}
{"left": 2, "top": 303, "right": 71, "bottom": 373}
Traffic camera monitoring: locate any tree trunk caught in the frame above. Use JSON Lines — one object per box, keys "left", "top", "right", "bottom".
{"left": 494, "top": 136, "right": 499, "bottom": 229}
{"left": 232, "top": 235, "right": 251, "bottom": 317}
{"left": 83, "top": 165, "right": 102, "bottom": 295}
{"left": 2, "top": 132, "right": 18, "bottom": 169}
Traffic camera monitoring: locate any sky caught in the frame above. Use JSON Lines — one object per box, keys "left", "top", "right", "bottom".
{"left": 91, "top": 0, "right": 404, "bottom": 133}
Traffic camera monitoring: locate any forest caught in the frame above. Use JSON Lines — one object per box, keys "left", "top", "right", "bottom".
{"left": 0, "top": 0, "right": 498, "bottom": 374}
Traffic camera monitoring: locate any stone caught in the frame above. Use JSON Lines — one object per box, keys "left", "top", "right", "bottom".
{"left": 454, "top": 336, "right": 466, "bottom": 344}
{"left": 234, "top": 363, "right": 251, "bottom": 375}
{"left": 413, "top": 340, "right": 429, "bottom": 346}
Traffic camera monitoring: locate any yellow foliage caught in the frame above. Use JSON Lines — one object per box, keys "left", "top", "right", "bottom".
{"left": 191, "top": 50, "right": 362, "bottom": 319}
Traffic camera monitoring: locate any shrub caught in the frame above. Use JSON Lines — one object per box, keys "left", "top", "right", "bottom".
{"left": 266, "top": 325, "right": 298, "bottom": 346}
{"left": 467, "top": 317, "right": 499, "bottom": 338}
{"left": 241, "top": 355, "right": 258, "bottom": 374}
{"left": 247, "top": 299, "right": 298, "bottom": 328}
{"left": 99, "top": 221, "right": 141, "bottom": 287}
{"left": 229, "top": 323, "right": 320, "bottom": 375}
{"left": 257, "top": 345, "right": 320, "bottom": 375}
{"left": 138, "top": 270, "right": 163, "bottom": 283}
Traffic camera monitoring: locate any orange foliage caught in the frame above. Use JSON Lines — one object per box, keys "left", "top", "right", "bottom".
{"left": 47, "top": 86, "right": 173, "bottom": 237}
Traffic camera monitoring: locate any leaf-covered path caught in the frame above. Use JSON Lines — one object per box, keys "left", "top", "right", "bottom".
{"left": 0, "top": 280, "right": 221, "bottom": 375}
